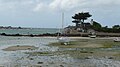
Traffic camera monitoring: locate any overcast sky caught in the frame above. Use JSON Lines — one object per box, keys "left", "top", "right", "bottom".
{"left": 0, "top": 0, "right": 120, "bottom": 28}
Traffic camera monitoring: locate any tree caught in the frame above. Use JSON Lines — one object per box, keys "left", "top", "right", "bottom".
{"left": 72, "top": 19, "right": 80, "bottom": 28}
{"left": 112, "top": 25, "right": 120, "bottom": 29}
{"left": 92, "top": 21, "right": 102, "bottom": 31}
{"left": 72, "top": 12, "right": 92, "bottom": 28}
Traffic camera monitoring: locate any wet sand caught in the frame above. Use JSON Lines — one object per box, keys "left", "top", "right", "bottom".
{"left": 2, "top": 45, "right": 38, "bottom": 51}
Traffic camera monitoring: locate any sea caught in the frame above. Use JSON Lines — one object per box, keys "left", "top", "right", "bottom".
{"left": 0, "top": 28, "right": 59, "bottom": 35}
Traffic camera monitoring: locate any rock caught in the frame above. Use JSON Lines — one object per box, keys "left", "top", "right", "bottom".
{"left": 90, "top": 52, "right": 93, "bottom": 53}
{"left": 17, "top": 45, "right": 20, "bottom": 47}
{"left": 85, "top": 56, "right": 93, "bottom": 59}
{"left": 108, "top": 57, "right": 113, "bottom": 59}
{"left": 80, "top": 51, "right": 88, "bottom": 53}
{"left": 37, "top": 62, "right": 43, "bottom": 64}
{"left": 29, "top": 58, "right": 34, "bottom": 60}
{"left": 60, "top": 65, "right": 64, "bottom": 67}
{"left": 85, "top": 57, "right": 90, "bottom": 59}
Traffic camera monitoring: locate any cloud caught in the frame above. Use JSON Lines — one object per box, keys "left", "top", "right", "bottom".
{"left": 49, "top": 0, "right": 82, "bottom": 11}
{"left": 0, "top": 0, "right": 120, "bottom": 12}
{"left": 32, "top": 0, "right": 89, "bottom": 12}
{"left": 0, "top": 0, "right": 35, "bottom": 11}
{"left": 33, "top": 3, "right": 48, "bottom": 12}
{"left": 0, "top": 0, "right": 120, "bottom": 28}
{"left": 32, "top": 0, "right": 120, "bottom": 12}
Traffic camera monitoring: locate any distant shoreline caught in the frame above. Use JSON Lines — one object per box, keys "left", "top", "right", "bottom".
{"left": 0, "top": 32, "right": 120, "bottom": 37}
{"left": 0, "top": 26, "right": 59, "bottom": 29}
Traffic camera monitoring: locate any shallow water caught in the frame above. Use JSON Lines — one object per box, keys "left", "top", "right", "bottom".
{"left": 0, "top": 28, "right": 59, "bottom": 35}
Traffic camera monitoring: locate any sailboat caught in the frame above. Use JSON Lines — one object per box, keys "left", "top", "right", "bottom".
{"left": 89, "top": 32, "right": 96, "bottom": 38}
{"left": 57, "top": 13, "right": 70, "bottom": 45}
{"left": 113, "top": 37, "right": 120, "bottom": 42}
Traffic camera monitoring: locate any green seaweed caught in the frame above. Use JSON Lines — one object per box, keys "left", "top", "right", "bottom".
{"left": 25, "top": 52, "right": 52, "bottom": 56}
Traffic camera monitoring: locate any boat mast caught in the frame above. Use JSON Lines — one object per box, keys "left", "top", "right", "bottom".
{"left": 61, "top": 12, "right": 64, "bottom": 34}
{"left": 58, "top": 12, "right": 64, "bottom": 37}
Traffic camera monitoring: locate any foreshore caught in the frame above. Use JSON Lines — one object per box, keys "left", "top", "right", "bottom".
{"left": 47, "top": 37, "right": 120, "bottom": 67}
{"left": 0, "top": 36, "right": 120, "bottom": 67}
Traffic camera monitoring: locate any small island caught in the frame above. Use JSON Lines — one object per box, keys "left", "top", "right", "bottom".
{"left": 64, "top": 12, "right": 120, "bottom": 37}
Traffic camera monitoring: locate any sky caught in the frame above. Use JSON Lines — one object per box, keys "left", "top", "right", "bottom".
{"left": 0, "top": 0, "right": 120, "bottom": 28}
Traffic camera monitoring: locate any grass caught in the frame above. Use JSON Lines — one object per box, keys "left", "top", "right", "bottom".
{"left": 48, "top": 38, "right": 120, "bottom": 60}
{"left": 103, "top": 42, "right": 120, "bottom": 48}
{"left": 49, "top": 39, "right": 120, "bottom": 48}
{"left": 25, "top": 38, "right": 120, "bottom": 60}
